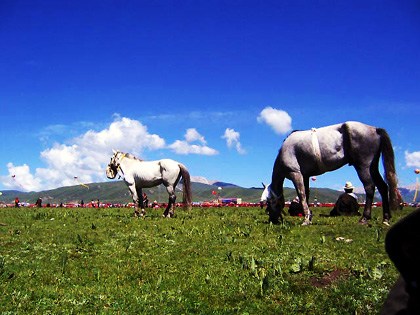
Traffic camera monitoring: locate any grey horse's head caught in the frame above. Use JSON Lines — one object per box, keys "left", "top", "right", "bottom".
{"left": 266, "top": 187, "right": 285, "bottom": 224}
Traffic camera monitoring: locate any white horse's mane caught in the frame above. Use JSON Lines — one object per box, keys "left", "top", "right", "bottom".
{"left": 113, "top": 150, "right": 143, "bottom": 162}
{"left": 124, "top": 152, "right": 143, "bottom": 161}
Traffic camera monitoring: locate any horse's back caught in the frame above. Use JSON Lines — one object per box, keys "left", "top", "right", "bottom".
{"left": 158, "top": 159, "right": 183, "bottom": 169}
{"left": 283, "top": 121, "right": 378, "bottom": 152}
{"left": 341, "top": 121, "right": 382, "bottom": 167}
{"left": 277, "top": 121, "right": 380, "bottom": 175}
{"left": 134, "top": 158, "right": 185, "bottom": 174}
{"left": 343, "top": 121, "right": 381, "bottom": 146}
{"left": 279, "top": 123, "right": 345, "bottom": 173}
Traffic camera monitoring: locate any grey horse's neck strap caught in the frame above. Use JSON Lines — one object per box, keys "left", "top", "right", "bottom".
{"left": 311, "top": 128, "right": 324, "bottom": 170}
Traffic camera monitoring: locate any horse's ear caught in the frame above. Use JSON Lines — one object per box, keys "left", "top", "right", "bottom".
{"left": 112, "top": 149, "right": 117, "bottom": 154}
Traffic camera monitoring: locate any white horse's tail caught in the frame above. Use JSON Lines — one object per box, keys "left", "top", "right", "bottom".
{"left": 179, "top": 164, "right": 192, "bottom": 210}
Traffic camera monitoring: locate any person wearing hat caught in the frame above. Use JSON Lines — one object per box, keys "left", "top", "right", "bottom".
{"left": 329, "top": 181, "right": 360, "bottom": 216}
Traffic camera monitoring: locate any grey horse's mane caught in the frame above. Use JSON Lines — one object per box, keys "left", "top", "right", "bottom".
{"left": 289, "top": 129, "right": 302, "bottom": 136}
{"left": 283, "top": 129, "right": 302, "bottom": 143}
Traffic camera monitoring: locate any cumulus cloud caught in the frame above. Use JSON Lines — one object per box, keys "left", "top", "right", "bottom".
{"left": 405, "top": 151, "right": 420, "bottom": 168}
{"left": 168, "top": 140, "right": 218, "bottom": 155}
{"left": 168, "top": 128, "right": 218, "bottom": 155}
{"left": 185, "top": 128, "right": 206, "bottom": 144}
{"left": 1, "top": 116, "right": 166, "bottom": 191}
{"left": 4, "top": 163, "right": 43, "bottom": 192}
{"left": 222, "top": 128, "right": 246, "bottom": 154}
{"left": 257, "top": 106, "right": 292, "bottom": 135}
{"left": 0, "top": 117, "right": 222, "bottom": 191}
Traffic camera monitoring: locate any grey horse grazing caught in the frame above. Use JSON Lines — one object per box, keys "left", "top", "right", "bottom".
{"left": 106, "top": 150, "right": 192, "bottom": 217}
{"left": 266, "top": 121, "right": 398, "bottom": 226}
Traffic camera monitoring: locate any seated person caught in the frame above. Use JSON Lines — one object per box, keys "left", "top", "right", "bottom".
{"left": 288, "top": 196, "right": 304, "bottom": 216}
{"left": 329, "top": 182, "right": 360, "bottom": 216}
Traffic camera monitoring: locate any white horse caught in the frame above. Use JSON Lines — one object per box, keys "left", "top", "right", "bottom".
{"left": 267, "top": 121, "right": 398, "bottom": 226}
{"left": 106, "top": 150, "right": 192, "bottom": 217}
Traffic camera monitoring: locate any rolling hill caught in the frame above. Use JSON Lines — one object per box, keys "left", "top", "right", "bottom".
{"left": 0, "top": 180, "right": 350, "bottom": 206}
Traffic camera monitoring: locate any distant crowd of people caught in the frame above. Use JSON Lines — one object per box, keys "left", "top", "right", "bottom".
{"left": 14, "top": 196, "right": 43, "bottom": 208}
{"left": 7, "top": 182, "right": 405, "bottom": 214}
{"left": 10, "top": 192, "right": 158, "bottom": 209}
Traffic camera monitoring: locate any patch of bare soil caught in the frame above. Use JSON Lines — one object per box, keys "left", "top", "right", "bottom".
{"left": 310, "top": 269, "right": 350, "bottom": 288}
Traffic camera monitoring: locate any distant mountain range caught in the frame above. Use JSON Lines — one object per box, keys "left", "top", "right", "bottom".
{"left": 190, "top": 176, "right": 238, "bottom": 187}
{"left": 0, "top": 178, "right": 417, "bottom": 206}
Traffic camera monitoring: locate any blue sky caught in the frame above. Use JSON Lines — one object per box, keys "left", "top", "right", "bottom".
{"left": 1, "top": 0, "right": 419, "bottom": 193}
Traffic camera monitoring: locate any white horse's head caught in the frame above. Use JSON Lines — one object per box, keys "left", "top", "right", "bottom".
{"left": 106, "top": 150, "right": 124, "bottom": 179}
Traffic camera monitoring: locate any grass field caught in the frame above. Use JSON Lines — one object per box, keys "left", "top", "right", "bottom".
{"left": 0, "top": 205, "right": 411, "bottom": 314}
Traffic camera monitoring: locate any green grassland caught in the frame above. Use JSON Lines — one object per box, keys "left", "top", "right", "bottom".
{"left": 0, "top": 205, "right": 411, "bottom": 314}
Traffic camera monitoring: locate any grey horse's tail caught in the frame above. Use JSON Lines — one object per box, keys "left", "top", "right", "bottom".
{"left": 378, "top": 128, "right": 399, "bottom": 211}
{"left": 179, "top": 164, "right": 192, "bottom": 210}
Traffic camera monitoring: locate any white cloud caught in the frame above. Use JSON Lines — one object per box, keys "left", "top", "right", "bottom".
{"left": 0, "top": 116, "right": 166, "bottom": 191}
{"left": 405, "top": 151, "right": 420, "bottom": 168}
{"left": 77, "top": 116, "right": 165, "bottom": 154}
{"left": 257, "top": 106, "right": 292, "bottom": 135}
{"left": 168, "top": 140, "right": 218, "bottom": 155}
{"left": 1, "top": 117, "right": 223, "bottom": 191}
{"left": 168, "top": 128, "right": 218, "bottom": 155}
{"left": 222, "top": 128, "right": 246, "bottom": 154}
{"left": 3, "top": 163, "right": 43, "bottom": 192}
{"left": 185, "top": 128, "right": 206, "bottom": 144}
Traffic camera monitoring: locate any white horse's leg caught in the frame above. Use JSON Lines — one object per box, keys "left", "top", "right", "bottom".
{"left": 137, "top": 187, "right": 146, "bottom": 217}
{"left": 128, "top": 184, "right": 142, "bottom": 217}
{"left": 163, "top": 185, "right": 176, "bottom": 218}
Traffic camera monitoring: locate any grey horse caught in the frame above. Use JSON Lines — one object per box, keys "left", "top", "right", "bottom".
{"left": 266, "top": 121, "right": 398, "bottom": 226}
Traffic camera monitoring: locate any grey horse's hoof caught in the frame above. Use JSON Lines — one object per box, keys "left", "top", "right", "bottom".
{"left": 383, "top": 220, "right": 390, "bottom": 227}
{"left": 301, "top": 219, "right": 312, "bottom": 226}
{"left": 301, "top": 214, "right": 312, "bottom": 226}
